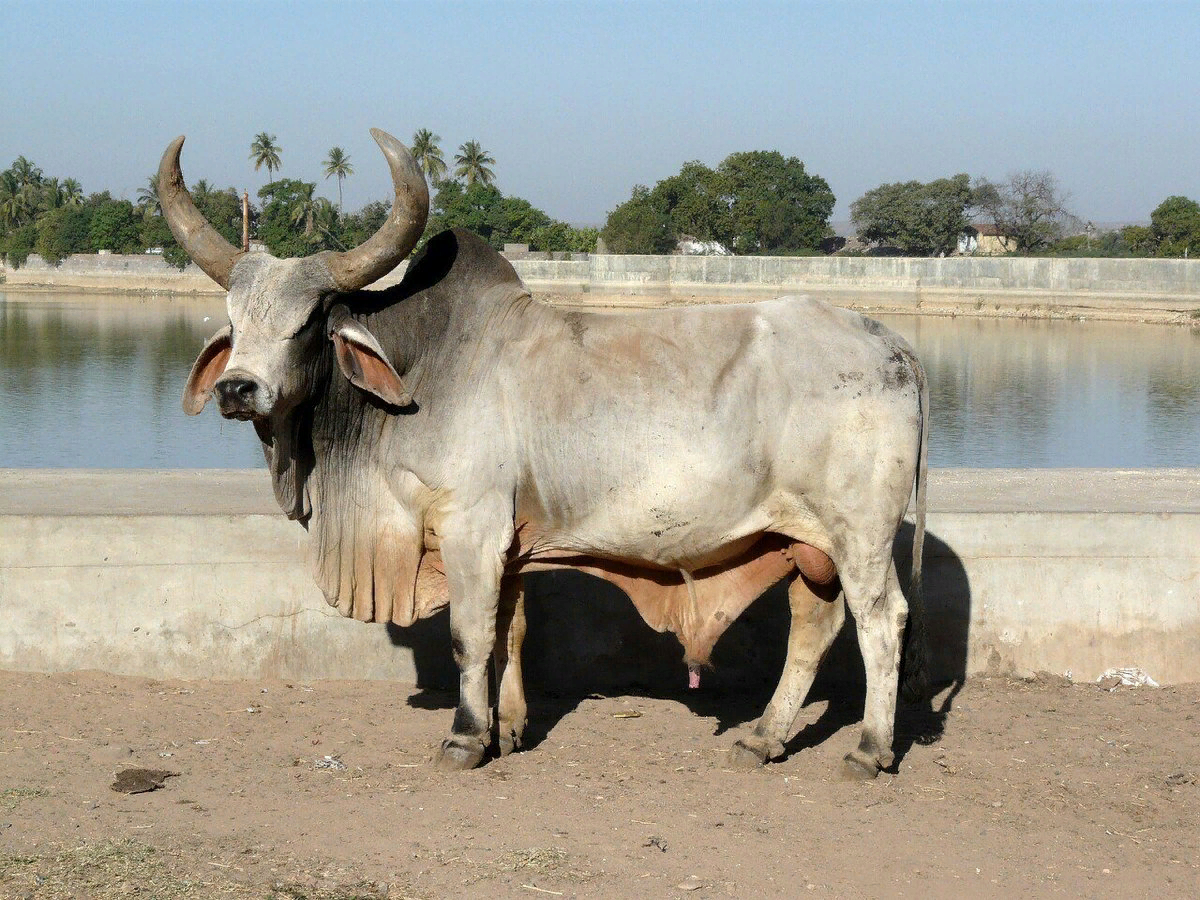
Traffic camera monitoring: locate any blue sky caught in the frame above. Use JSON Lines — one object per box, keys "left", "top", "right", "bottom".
{"left": 6, "top": 0, "right": 1197, "bottom": 227}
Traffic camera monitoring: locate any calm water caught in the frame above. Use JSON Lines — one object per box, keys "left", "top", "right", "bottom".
{"left": 1, "top": 292, "right": 1198, "bottom": 469}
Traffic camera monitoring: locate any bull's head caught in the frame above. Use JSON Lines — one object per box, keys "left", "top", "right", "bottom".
{"left": 167, "top": 128, "right": 427, "bottom": 421}
{"left": 165, "top": 129, "right": 429, "bottom": 518}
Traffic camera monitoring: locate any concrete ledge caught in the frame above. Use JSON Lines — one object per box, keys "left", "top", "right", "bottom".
{"left": 2, "top": 469, "right": 1198, "bottom": 687}
{"left": 6, "top": 253, "right": 1199, "bottom": 324}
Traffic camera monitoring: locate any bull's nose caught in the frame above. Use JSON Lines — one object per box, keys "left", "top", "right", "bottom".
{"left": 216, "top": 376, "right": 258, "bottom": 404}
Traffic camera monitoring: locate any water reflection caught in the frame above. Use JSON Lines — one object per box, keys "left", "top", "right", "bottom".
{"left": 879, "top": 314, "right": 1200, "bottom": 468}
{"left": 0, "top": 292, "right": 1197, "bottom": 468}
{"left": 0, "top": 293, "right": 263, "bottom": 468}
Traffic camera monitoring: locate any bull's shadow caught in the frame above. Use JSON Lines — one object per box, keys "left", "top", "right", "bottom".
{"left": 389, "top": 524, "right": 970, "bottom": 768}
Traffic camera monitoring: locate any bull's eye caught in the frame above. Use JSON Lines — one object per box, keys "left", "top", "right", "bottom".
{"left": 287, "top": 303, "right": 326, "bottom": 339}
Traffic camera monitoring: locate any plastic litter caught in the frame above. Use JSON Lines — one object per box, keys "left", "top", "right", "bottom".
{"left": 1097, "top": 666, "right": 1159, "bottom": 688}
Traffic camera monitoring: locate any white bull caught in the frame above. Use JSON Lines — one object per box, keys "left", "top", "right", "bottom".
{"left": 165, "top": 129, "right": 929, "bottom": 778}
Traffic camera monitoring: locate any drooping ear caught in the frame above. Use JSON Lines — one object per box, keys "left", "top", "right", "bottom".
{"left": 327, "top": 305, "right": 412, "bottom": 407}
{"left": 182, "top": 324, "right": 233, "bottom": 415}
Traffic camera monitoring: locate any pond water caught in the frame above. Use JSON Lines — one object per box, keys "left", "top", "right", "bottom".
{"left": 1, "top": 291, "right": 1198, "bottom": 469}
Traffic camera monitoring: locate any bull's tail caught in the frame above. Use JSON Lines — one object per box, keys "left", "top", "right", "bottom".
{"left": 900, "top": 357, "right": 930, "bottom": 704}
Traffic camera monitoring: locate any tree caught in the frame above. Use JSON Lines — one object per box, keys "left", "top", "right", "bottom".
{"left": 529, "top": 221, "right": 598, "bottom": 253}
{"left": 61, "top": 178, "right": 83, "bottom": 206}
{"left": 336, "top": 200, "right": 389, "bottom": 250}
{"left": 972, "top": 170, "right": 1073, "bottom": 253}
{"left": 600, "top": 185, "right": 675, "bottom": 254}
{"left": 9, "top": 156, "right": 43, "bottom": 190}
{"left": 851, "top": 174, "right": 972, "bottom": 256}
{"left": 323, "top": 147, "right": 353, "bottom": 211}
{"left": 719, "top": 151, "right": 834, "bottom": 253}
{"left": 34, "top": 205, "right": 93, "bottom": 263}
{"left": 250, "top": 132, "right": 283, "bottom": 178}
{"left": 136, "top": 175, "right": 161, "bottom": 219}
{"left": 651, "top": 160, "right": 732, "bottom": 247}
{"left": 454, "top": 140, "right": 496, "bottom": 187}
{"left": 1150, "top": 195, "right": 1200, "bottom": 257}
{"left": 0, "top": 223, "right": 37, "bottom": 267}
{"left": 411, "top": 129, "right": 447, "bottom": 183}
{"left": 0, "top": 170, "right": 35, "bottom": 229}
{"left": 87, "top": 199, "right": 142, "bottom": 254}
{"left": 257, "top": 178, "right": 318, "bottom": 257}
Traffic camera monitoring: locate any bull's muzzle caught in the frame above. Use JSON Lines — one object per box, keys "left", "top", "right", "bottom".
{"left": 214, "top": 373, "right": 266, "bottom": 420}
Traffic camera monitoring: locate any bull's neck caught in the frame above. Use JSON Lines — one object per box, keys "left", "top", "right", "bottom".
{"left": 361, "top": 286, "right": 452, "bottom": 401}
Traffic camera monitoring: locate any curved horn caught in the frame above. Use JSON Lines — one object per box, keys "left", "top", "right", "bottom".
{"left": 157, "top": 136, "right": 244, "bottom": 290}
{"left": 325, "top": 128, "right": 429, "bottom": 292}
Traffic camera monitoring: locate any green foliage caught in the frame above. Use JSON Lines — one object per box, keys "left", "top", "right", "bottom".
{"left": 601, "top": 151, "right": 834, "bottom": 255}
{"left": 257, "top": 178, "right": 320, "bottom": 258}
{"left": 719, "top": 151, "right": 834, "bottom": 253}
{"left": 1150, "top": 195, "right": 1200, "bottom": 257}
{"left": 35, "top": 205, "right": 93, "bottom": 263}
{"left": 337, "top": 200, "right": 389, "bottom": 250}
{"left": 652, "top": 161, "right": 732, "bottom": 246}
{"left": 1121, "top": 225, "right": 1155, "bottom": 256}
{"left": 1044, "top": 226, "right": 1155, "bottom": 258}
{"left": 426, "top": 179, "right": 578, "bottom": 251}
{"left": 453, "top": 141, "right": 496, "bottom": 187}
{"left": 600, "top": 185, "right": 675, "bottom": 254}
{"left": 411, "top": 129, "right": 447, "bottom": 183}
{"left": 323, "top": 147, "right": 353, "bottom": 210}
{"left": 529, "top": 221, "right": 598, "bottom": 253}
{"left": 250, "top": 132, "right": 282, "bottom": 178}
{"left": 851, "top": 174, "right": 972, "bottom": 256}
{"left": 88, "top": 200, "right": 143, "bottom": 254}
{"left": 0, "top": 223, "right": 37, "bottom": 267}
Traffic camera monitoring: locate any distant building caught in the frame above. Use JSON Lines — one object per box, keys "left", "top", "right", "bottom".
{"left": 958, "top": 224, "right": 1010, "bottom": 255}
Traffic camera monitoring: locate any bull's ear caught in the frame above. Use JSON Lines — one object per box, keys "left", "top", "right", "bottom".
{"left": 182, "top": 324, "right": 233, "bottom": 415}
{"left": 328, "top": 305, "right": 412, "bottom": 407}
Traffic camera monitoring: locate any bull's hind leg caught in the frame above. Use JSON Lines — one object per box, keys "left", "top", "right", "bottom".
{"left": 840, "top": 558, "right": 908, "bottom": 780}
{"left": 729, "top": 571, "right": 844, "bottom": 768}
{"left": 493, "top": 576, "right": 528, "bottom": 757}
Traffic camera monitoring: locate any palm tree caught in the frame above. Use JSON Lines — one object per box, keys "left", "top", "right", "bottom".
{"left": 9, "top": 156, "right": 43, "bottom": 190}
{"left": 454, "top": 140, "right": 495, "bottom": 187}
{"left": 41, "top": 177, "right": 64, "bottom": 210}
{"left": 310, "top": 197, "right": 340, "bottom": 248}
{"left": 61, "top": 178, "right": 83, "bottom": 206}
{"left": 322, "top": 147, "right": 353, "bottom": 210}
{"left": 0, "top": 170, "right": 24, "bottom": 227}
{"left": 137, "top": 175, "right": 161, "bottom": 219}
{"left": 0, "top": 170, "right": 37, "bottom": 228}
{"left": 289, "top": 182, "right": 318, "bottom": 235}
{"left": 249, "top": 132, "right": 282, "bottom": 179}
{"left": 192, "top": 178, "right": 213, "bottom": 208}
{"left": 411, "top": 128, "right": 447, "bottom": 183}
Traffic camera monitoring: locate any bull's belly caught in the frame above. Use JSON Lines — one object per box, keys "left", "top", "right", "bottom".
{"left": 518, "top": 497, "right": 782, "bottom": 571}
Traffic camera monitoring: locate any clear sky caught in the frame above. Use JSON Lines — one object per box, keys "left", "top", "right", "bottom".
{"left": 6, "top": 0, "right": 1197, "bottom": 228}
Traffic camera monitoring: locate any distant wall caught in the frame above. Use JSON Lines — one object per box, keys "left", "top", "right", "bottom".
{"left": 4, "top": 252, "right": 1198, "bottom": 322}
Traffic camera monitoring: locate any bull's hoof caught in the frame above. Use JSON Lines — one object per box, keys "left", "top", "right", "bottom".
{"left": 728, "top": 736, "right": 783, "bottom": 769}
{"left": 497, "top": 728, "right": 523, "bottom": 758}
{"left": 434, "top": 736, "right": 487, "bottom": 771}
{"left": 841, "top": 749, "right": 882, "bottom": 781}
{"left": 728, "top": 740, "right": 768, "bottom": 769}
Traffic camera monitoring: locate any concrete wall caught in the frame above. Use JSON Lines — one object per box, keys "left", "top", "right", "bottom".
{"left": 5, "top": 252, "right": 1198, "bottom": 322}
{"left": 2, "top": 469, "right": 1197, "bottom": 689}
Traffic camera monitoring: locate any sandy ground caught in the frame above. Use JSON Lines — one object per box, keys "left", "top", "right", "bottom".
{"left": 1, "top": 669, "right": 1198, "bottom": 899}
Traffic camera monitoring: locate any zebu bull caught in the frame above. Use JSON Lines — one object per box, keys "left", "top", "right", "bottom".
{"left": 163, "top": 129, "right": 929, "bottom": 778}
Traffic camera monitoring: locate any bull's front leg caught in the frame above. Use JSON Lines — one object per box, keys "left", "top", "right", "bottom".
{"left": 434, "top": 502, "right": 514, "bottom": 771}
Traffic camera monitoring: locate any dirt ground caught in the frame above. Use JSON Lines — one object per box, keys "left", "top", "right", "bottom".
{"left": 1, "top": 669, "right": 1197, "bottom": 899}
